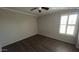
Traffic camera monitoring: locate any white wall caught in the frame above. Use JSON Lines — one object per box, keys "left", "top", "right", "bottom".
{"left": 0, "top": 9, "right": 38, "bottom": 48}
{"left": 38, "top": 10, "right": 79, "bottom": 44}
{"left": 76, "top": 32, "right": 79, "bottom": 48}
{"left": 76, "top": 17, "right": 79, "bottom": 48}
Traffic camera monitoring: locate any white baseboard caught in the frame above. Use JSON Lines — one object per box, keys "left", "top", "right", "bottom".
{"left": 2, "top": 33, "right": 37, "bottom": 48}
{"left": 38, "top": 33, "right": 75, "bottom": 45}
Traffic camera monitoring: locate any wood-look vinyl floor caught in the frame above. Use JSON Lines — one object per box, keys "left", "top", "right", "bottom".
{"left": 2, "top": 34, "right": 79, "bottom": 52}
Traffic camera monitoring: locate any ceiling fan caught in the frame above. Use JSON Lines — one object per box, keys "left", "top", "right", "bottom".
{"left": 31, "top": 7, "right": 49, "bottom": 13}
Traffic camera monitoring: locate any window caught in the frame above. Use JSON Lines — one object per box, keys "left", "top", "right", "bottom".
{"left": 59, "top": 14, "right": 77, "bottom": 35}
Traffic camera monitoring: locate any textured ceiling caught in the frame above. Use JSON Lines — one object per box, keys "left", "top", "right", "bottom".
{"left": 1, "top": 7, "right": 79, "bottom": 17}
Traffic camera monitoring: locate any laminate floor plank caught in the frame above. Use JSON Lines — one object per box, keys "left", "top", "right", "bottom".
{"left": 2, "top": 34, "right": 79, "bottom": 52}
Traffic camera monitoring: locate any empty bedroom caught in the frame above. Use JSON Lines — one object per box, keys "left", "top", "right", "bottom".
{"left": 0, "top": 7, "right": 79, "bottom": 52}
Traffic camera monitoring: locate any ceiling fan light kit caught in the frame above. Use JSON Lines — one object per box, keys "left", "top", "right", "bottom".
{"left": 31, "top": 7, "right": 49, "bottom": 13}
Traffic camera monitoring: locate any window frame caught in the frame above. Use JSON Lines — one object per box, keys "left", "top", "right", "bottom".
{"left": 59, "top": 14, "right": 78, "bottom": 36}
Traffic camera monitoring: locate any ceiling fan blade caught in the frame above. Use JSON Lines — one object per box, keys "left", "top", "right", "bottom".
{"left": 31, "top": 8, "right": 37, "bottom": 11}
{"left": 42, "top": 7, "right": 49, "bottom": 10}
